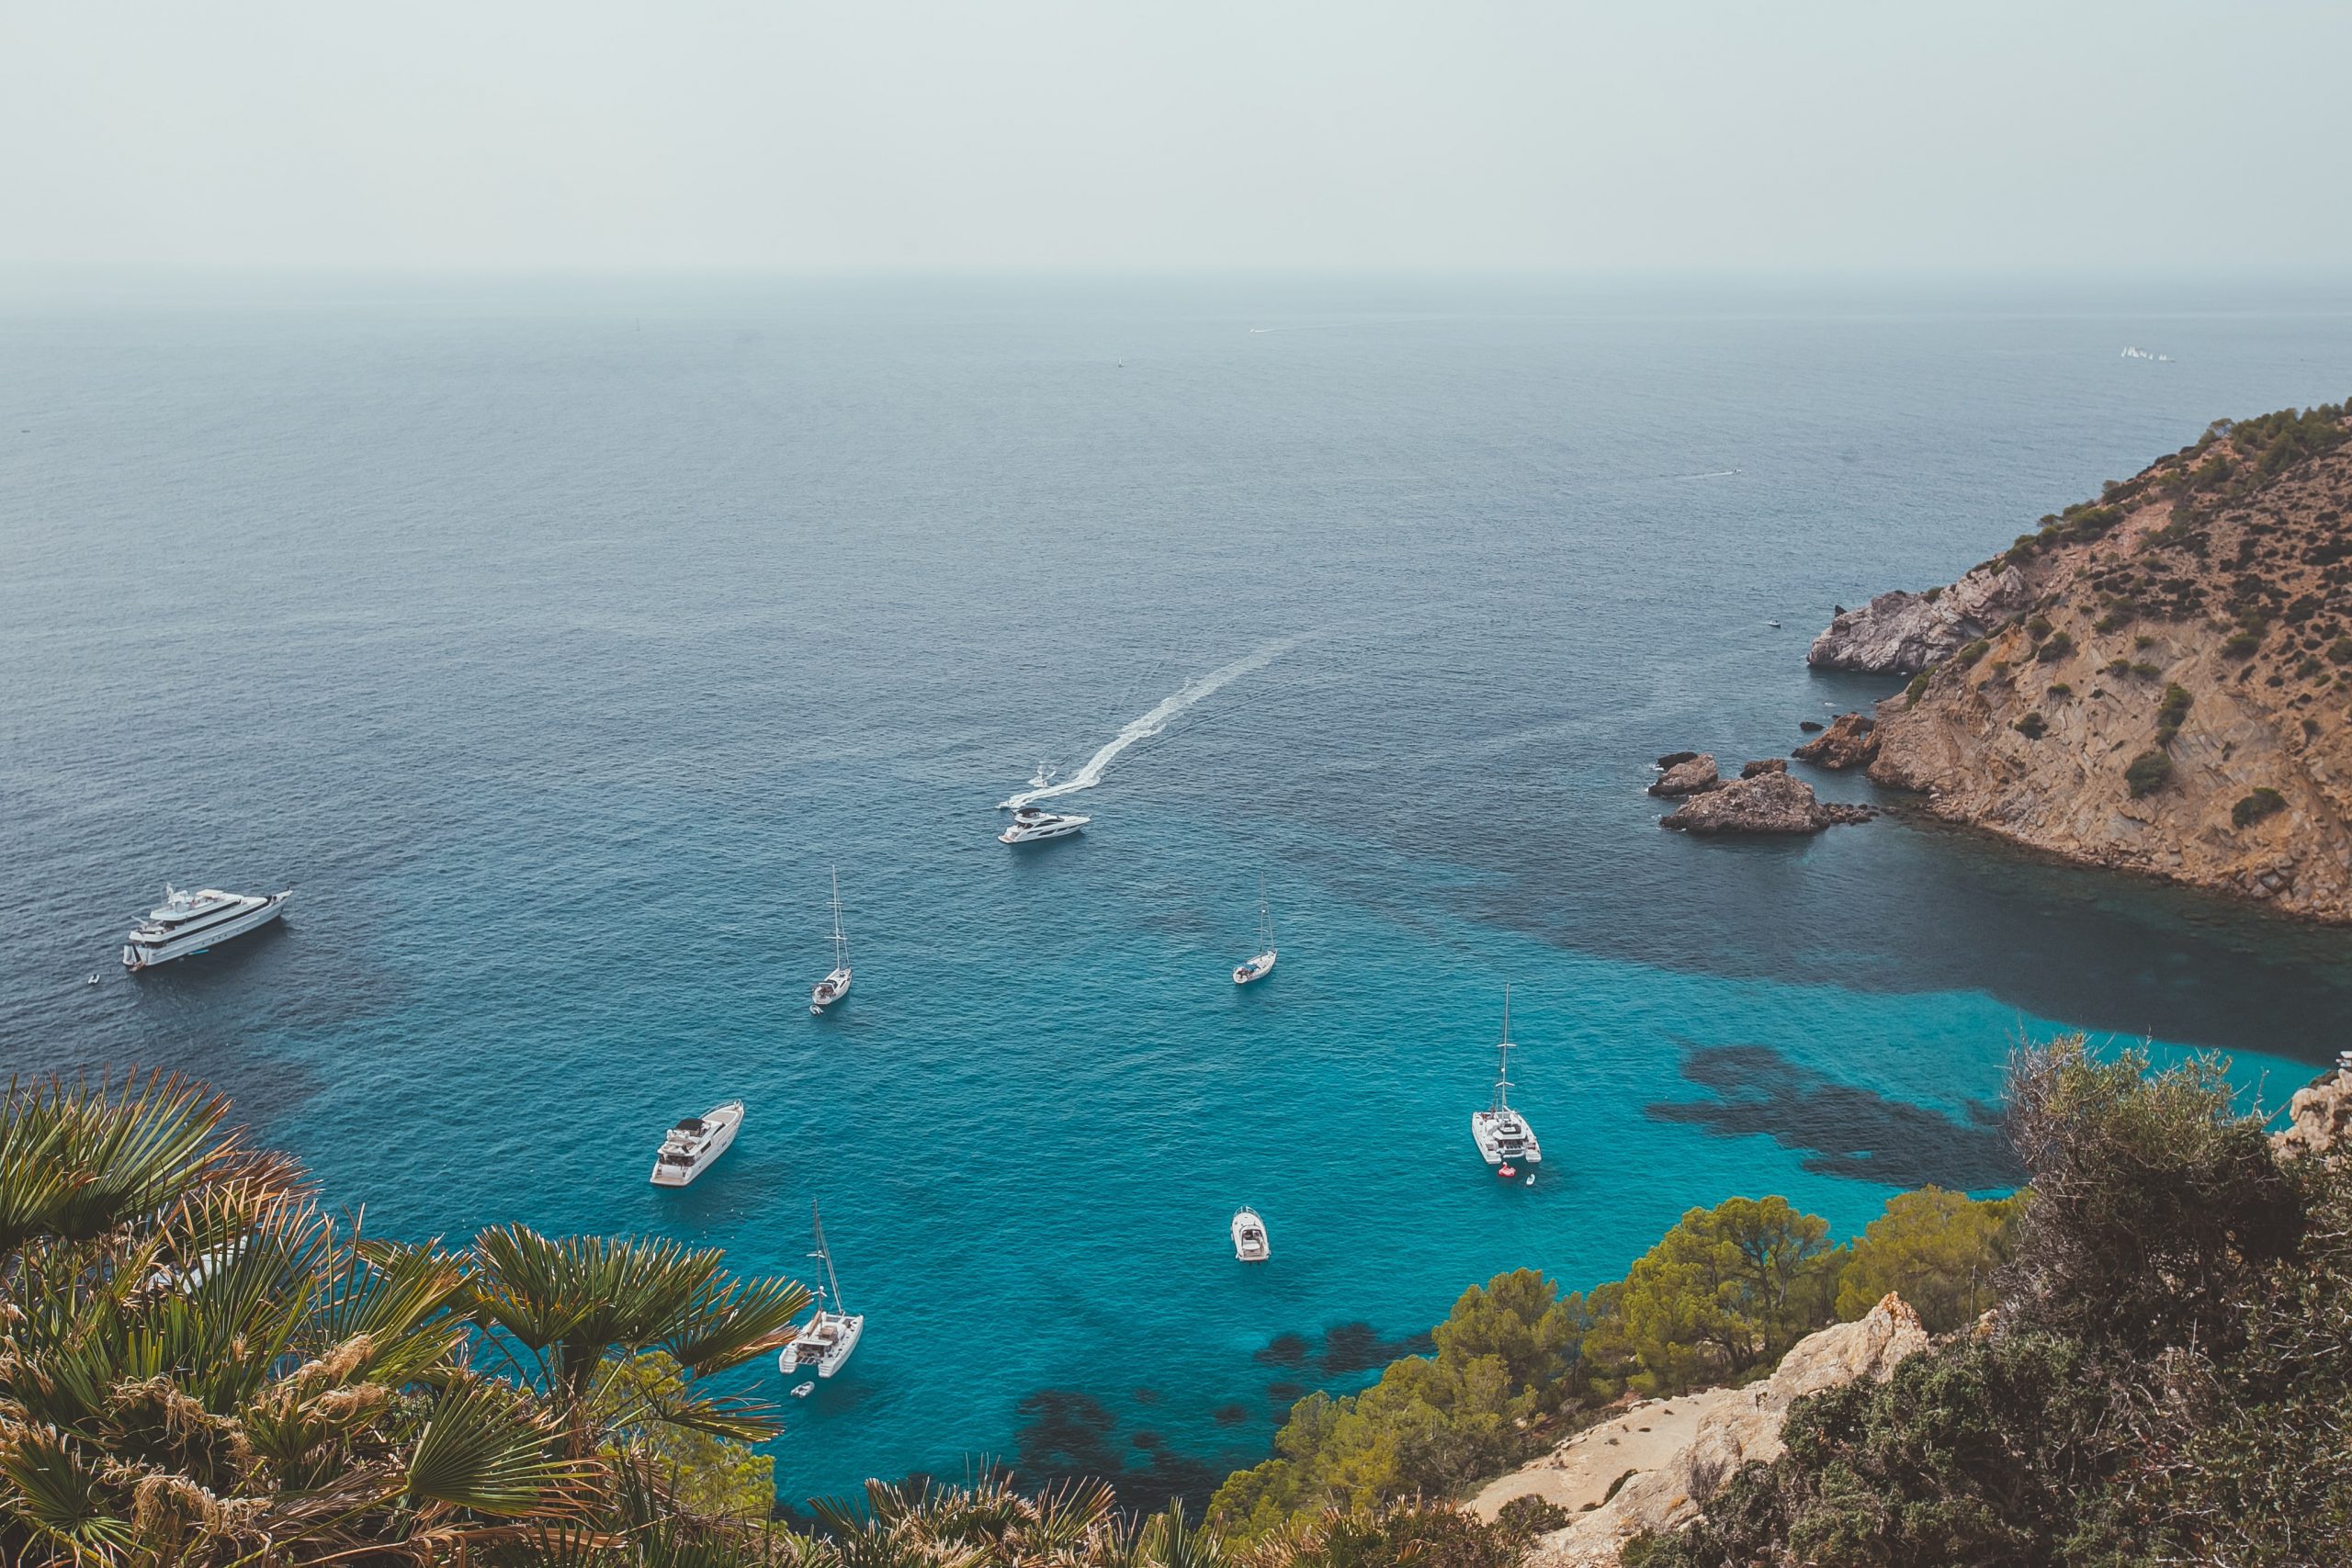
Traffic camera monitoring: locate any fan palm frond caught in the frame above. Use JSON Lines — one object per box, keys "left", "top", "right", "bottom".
{"left": 0, "top": 1068, "right": 243, "bottom": 1252}
{"left": 406, "top": 1377, "right": 602, "bottom": 1517}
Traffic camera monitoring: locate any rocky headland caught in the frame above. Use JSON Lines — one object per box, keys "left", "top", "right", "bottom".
{"left": 1830, "top": 403, "right": 2352, "bottom": 919}
{"left": 1647, "top": 751, "right": 1873, "bottom": 834}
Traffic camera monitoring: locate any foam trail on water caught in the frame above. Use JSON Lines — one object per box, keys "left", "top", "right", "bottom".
{"left": 1001, "top": 637, "right": 1299, "bottom": 808}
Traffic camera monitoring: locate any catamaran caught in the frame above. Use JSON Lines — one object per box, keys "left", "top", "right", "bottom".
{"left": 810, "top": 869, "right": 852, "bottom": 1015}
{"left": 778, "top": 1202, "right": 864, "bottom": 1379}
{"left": 1469, "top": 987, "right": 1541, "bottom": 1174}
{"left": 1232, "top": 877, "right": 1277, "bottom": 985}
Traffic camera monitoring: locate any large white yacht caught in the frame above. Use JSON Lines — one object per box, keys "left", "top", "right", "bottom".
{"left": 120, "top": 886, "right": 291, "bottom": 971}
{"left": 998, "top": 806, "right": 1089, "bottom": 844}
{"left": 1232, "top": 877, "right": 1277, "bottom": 986}
{"left": 779, "top": 1202, "right": 864, "bottom": 1378}
{"left": 1469, "top": 987, "right": 1541, "bottom": 1172}
{"left": 649, "top": 1100, "right": 744, "bottom": 1187}
{"left": 1231, "top": 1205, "right": 1271, "bottom": 1262}
{"left": 809, "top": 869, "right": 852, "bottom": 1015}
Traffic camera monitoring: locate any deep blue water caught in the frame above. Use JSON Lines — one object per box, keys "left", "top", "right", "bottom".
{"left": 6, "top": 272, "right": 2351, "bottom": 1507}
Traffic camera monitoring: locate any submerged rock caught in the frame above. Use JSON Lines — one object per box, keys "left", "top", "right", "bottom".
{"left": 1798, "top": 719, "right": 1826, "bottom": 733}
{"left": 1806, "top": 565, "right": 2032, "bottom": 674}
{"left": 1793, "top": 711, "right": 1879, "bottom": 770}
{"left": 1648, "top": 754, "right": 1721, "bottom": 797}
{"left": 1661, "top": 771, "right": 1865, "bottom": 834}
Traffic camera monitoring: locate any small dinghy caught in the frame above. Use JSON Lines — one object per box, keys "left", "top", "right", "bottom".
{"left": 790, "top": 1381, "right": 816, "bottom": 1398}
{"left": 1231, "top": 1205, "right": 1271, "bottom": 1262}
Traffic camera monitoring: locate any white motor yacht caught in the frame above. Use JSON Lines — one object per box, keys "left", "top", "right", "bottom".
{"left": 999, "top": 805, "right": 1089, "bottom": 844}
{"left": 1232, "top": 877, "right": 1277, "bottom": 986}
{"left": 810, "top": 869, "right": 852, "bottom": 1015}
{"left": 1231, "top": 1205, "right": 1271, "bottom": 1262}
{"left": 121, "top": 885, "right": 291, "bottom": 971}
{"left": 1469, "top": 987, "right": 1541, "bottom": 1171}
{"left": 779, "top": 1202, "right": 865, "bottom": 1378}
{"left": 649, "top": 1100, "right": 744, "bottom": 1187}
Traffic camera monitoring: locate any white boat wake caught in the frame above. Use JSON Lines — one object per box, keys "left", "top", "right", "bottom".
{"left": 1001, "top": 637, "right": 1298, "bottom": 807}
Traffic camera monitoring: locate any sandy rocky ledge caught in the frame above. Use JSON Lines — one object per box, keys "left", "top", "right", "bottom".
{"left": 1471, "top": 1294, "right": 1930, "bottom": 1567}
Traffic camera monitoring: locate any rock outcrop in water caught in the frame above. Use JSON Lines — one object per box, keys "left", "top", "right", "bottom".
{"left": 1857, "top": 404, "right": 2352, "bottom": 921}
{"left": 1524, "top": 1294, "right": 1931, "bottom": 1567}
{"left": 1660, "top": 770, "right": 1871, "bottom": 834}
{"left": 1648, "top": 754, "right": 1720, "bottom": 796}
{"left": 1807, "top": 566, "right": 2034, "bottom": 674}
{"left": 2275, "top": 1060, "right": 2352, "bottom": 1163}
{"left": 1792, "top": 712, "right": 1878, "bottom": 770}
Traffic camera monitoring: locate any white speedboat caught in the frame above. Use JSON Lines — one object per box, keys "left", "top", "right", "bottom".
{"left": 121, "top": 885, "right": 291, "bottom": 971}
{"left": 649, "top": 1100, "right": 743, "bottom": 1187}
{"left": 1233, "top": 877, "right": 1277, "bottom": 985}
{"left": 810, "top": 869, "right": 852, "bottom": 1015}
{"left": 779, "top": 1201, "right": 864, "bottom": 1378}
{"left": 1232, "top": 1205, "right": 1271, "bottom": 1262}
{"left": 1469, "top": 987, "right": 1541, "bottom": 1171}
{"left": 999, "top": 806, "right": 1089, "bottom": 844}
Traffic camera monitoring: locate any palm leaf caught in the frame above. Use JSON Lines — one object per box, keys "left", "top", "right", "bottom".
{"left": 406, "top": 1378, "right": 599, "bottom": 1517}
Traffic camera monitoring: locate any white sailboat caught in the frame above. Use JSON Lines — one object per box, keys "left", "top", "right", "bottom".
{"left": 1232, "top": 877, "right": 1277, "bottom": 986}
{"left": 778, "top": 1202, "right": 865, "bottom": 1379}
{"left": 1469, "top": 987, "right": 1541, "bottom": 1175}
{"left": 810, "top": 869, "right": 852, "bottom": 1015}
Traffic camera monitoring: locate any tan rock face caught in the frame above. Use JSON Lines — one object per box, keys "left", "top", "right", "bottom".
{"left": 1792, "top": 712, "right": 1879, "bottom": 770}
{"left": 2274, "top": 1066, "right": 2352, "bottom": 1162}
{"left": 1527, "top": 1294, "right": 1931, "bottom": 1568}
{"left": 1660, "top": 771, "right": 1871, "bottom": 835}
{"left": 1649, "top": 754, "right": 1721, "bottom": 796}
{"left": 1862, "top": 411, "right": 2352, "bottom": 921}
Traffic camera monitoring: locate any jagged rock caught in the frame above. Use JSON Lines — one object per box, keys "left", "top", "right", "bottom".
{"left": 1739, "top": 758, "right": 1788, "bottom": 779}
{"left": 1793, "top": 712, "right": 1880, "bottom": 770}
{"left": 1661, "top": 771, "right": 1858, "bottom": 834}
{"left": 1649, "top": 754, "right": 1720, "bottom": 796}
{"left": 1528, "top": 1295, "right": 1930, "bottom": 1568}
{"left": 1798, "top": 720, "right": 1826, "bottom": 733}
{"left": 1656, "top": 750, "right": 1700, "bottom": 769}
{"left": 1806, "top": 566, "right": 2033, "bottom": 674}
{"left": 2274, "top": 1064, "right": 2352, "bottom": 1162}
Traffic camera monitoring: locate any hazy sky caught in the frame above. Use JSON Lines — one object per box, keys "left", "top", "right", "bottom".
{"left": 5, "top": 1, "right": 2346, "bottom": 272}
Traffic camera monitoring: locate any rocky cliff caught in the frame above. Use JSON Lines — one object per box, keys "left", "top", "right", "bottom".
{"left": 1850, "top": 404, "right": 2352, "bottom": 919}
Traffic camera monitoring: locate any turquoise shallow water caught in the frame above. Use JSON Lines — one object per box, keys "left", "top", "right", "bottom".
{"left": 4, "top": 273, "right": 2349, "bottom": 1506}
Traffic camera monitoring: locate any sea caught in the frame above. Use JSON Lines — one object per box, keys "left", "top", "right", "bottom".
{"left": 5, "top": 270, "right": 2351, "bottom": 1510}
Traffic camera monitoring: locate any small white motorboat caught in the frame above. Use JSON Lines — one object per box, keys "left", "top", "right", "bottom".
{"left": 1231, "top": 1205, "right": 1271, "bottom": 1262}
{"left": 1232, "top": 877, "right": 1277, "bottom": 986}
{"left": 809, "top": 868, "right": 852, "bottom": 1015}
{"left": 999, "top": 806, "right": 1090, "bottom": 844}
{"left": 1469, "top": 987, "right": 1542, "bottom": 1172}
{"left": 779, "top": 1202, "right": 865, "bottom": 1378}
{"left": 650, "top": 1100, "right": 744, "bottom": 1187}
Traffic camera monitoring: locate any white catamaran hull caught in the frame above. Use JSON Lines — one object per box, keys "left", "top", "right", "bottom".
{"left": 778, "top": 1310, "right": 864, "bottom": 1377}
{"left": 122, "top": 892, "right": 291, "bottom": 970}
{"left": 1470, "top": 1111, "right": 1541, "bottom": 1167}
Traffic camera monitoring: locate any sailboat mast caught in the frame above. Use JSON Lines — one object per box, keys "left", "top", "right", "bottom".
{"left": 812, "top": 1201, "right": 846, "bottom": 1314}
{"left": 829, "top": 868, "right": 847, "bottom": 968}
{"left": 1495, "top": 985, "right": 1514, "bottom": 1111}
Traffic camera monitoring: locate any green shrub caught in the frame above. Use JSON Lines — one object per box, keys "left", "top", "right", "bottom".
{"left": 2014, "top": 712, "right": 2048, "bottom": 739}
{"left": 2027, "top": 614, "right": 2053, "bottom": 640}
{"left": 2224, "top": 630, "right": 2262, "bottom": 659}
{"left": 2104, "top": 659, "right": 2132, "bottom": 676}
{"left": 2132, "top": 661, "right": 2161, "bottom": 678}
{"left": 2046, "top": 682, "right": 2073, "bottom": 698}
{"left": 2126, "top": 749, "right": 2174, "bottom": 796}
{"left": 2135, "top": 634, "right": 2156, "bottom": 649}
{"left": 1904, "top": 670, "right": 1930, "bottom": 701}
{"left": 2034, "top": 631, "right": 2074, "bottom": 663}
{"left": 2232, "top": 787, "right": 2286, "bottom": 829}
{"left": 1954, "top": 639, "right": 1990, "bottom": 668}
{"left": 2156, "top": 682, "right": 2192, "bottom": 744}
{"left": 2329, "top": 637, "right": 2352, "bottom": 664}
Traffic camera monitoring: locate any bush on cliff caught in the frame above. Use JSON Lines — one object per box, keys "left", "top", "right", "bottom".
{"left": 1630, "top": 1037, "right": 2352, "bottom": 1568}
{"left": 2125, "top": 749, "right": 2172, "bottom": 797}
{"left": 2232, "top": 786, "right": 2286, "bottom": 829}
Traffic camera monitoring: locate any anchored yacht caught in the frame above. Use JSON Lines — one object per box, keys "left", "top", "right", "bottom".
{"left": 779, "top": 1202, "right": 864, "bottom": 1378}
{"left": 120, "top": 886, "right": 291, "bottom": 971}
{"left": 1469, "top": 987, "right": 1541, "bottom": 1171}
{"left": 810, "top": 869, "right": 852, "bottom": 1015}
{"left": 999, "top": 805, "right": 1089, "bottom": 844}
{"left": 1231, "top": 1205, "right": 1271, "bottom": 1262}
{"left": 649, "top": 1100, "right": 744, "bottom": 1187}
{"left": 1232, "top": 877, "right": 1277, "bottom": 985}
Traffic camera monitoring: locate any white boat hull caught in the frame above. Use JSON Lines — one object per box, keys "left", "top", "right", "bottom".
{"left": 999, "top": 816, "right": 1088, "bottom": 844}
{"left": 1471, "top": 1110, "right": 1541, "bottom": 1167}
{"left": 650, "top": 1102, "right": 743, "bottom": 1186}
{"left": 811, "top": 967, "right": 852, "bottom": 1014}
{"left": 1233, "top": 951, "right": 1276, "bottom": 986}
{"left": 1231, "top": 1207, "right": 1271, "bottom": 1261}
{"left": 778, "top": 1310, "right": 864, "bottom": 1377}
{"left": 122, "top": 892, "right": 291, "bottom": 970}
